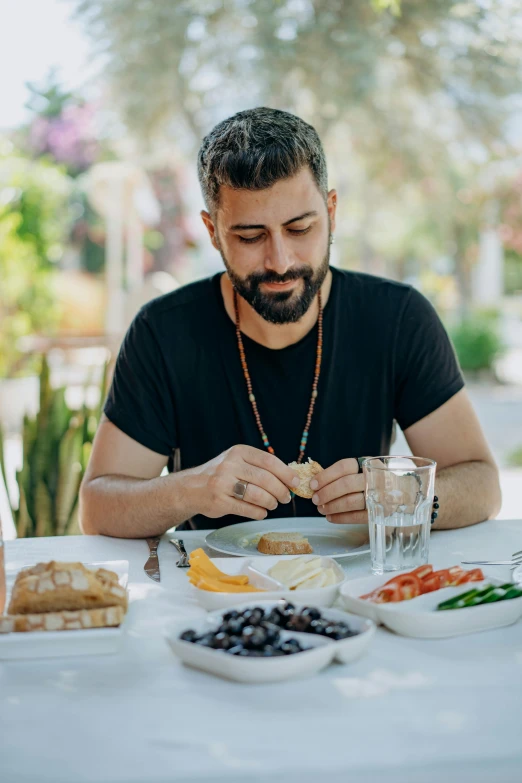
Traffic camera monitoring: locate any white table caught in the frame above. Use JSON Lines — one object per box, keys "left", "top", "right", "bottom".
{"left": 1, "top": 520, "right": 522, "bottom": 783}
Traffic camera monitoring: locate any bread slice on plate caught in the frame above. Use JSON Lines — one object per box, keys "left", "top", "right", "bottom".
{"left": 257, "top": 532, "right": 313, "bottom": 555}
{"left": 288, "top": 458, "right": 323, "bottom": 499}
{"left": 0, "top": 606, "right": 125, "bottom": 634}
{"left": 8, "top": 561, "right": 128, "bottom": 615}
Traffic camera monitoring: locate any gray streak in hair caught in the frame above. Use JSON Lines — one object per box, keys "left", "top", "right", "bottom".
{"left": 197, "top": 107, "right": 328, "bottom": 214}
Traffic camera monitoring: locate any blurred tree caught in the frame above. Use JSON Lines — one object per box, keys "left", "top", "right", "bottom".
{"left": 74, "top": 1, "right": 521, "bottom": 161}
{"left": 23, "top": 70, "right": 100, "bottom": 177}
{"left": 0, "top": 142, "right": 71, "bottom": 377}
{"left": 74, "top": 0, "right": 522, "bottom": 306}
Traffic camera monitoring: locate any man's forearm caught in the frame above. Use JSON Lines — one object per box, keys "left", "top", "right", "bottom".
{"left": 431, "top": 460, "right": 501, "bottom": 530}
{"left": 80, "top": 471, "right": 199, "bottom": 538}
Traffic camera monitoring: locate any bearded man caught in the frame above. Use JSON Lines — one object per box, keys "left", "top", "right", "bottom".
{"left": 80, "top": 107, "right": 501, "bottom": 536}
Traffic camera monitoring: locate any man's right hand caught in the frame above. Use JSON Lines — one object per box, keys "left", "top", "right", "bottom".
{"left": 189, "top": 445, "right": 301, "bottom": 520}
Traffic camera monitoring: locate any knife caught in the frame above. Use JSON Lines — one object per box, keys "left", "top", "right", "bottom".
{"left": 144, "top": 536, "right": 161, "bottom": 582}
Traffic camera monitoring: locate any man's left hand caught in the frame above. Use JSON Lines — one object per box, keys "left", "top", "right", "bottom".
{"left": 310, "top": 458, "right": 367, "bottom": 524}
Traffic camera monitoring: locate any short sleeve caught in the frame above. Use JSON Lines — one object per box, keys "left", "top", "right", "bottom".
{"left": 104, "top": 311, "right": 176, "bottom": 456}
{"left": 393, "top": 287, "right": 464, "bottom": 431}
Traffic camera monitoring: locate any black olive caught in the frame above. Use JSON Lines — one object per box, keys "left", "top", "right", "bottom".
{"left": 222, "top": 618, "right": 245, "bottom": 636}
{"left": 324, "top": 624, "right": 344, "bottom": 641}
{"left": 288, "top": 614, "right": 312, "bottom": 632}
{"left": 242, "top": 608, "right": 264, "bottom": 626}
{"left": 260, "top": 622, "right": 281, "bottom": 646}
{"left": 301, "top": 607, "right": 321, "bottom": 621}
{"left": 223, "top": 610, "right": 240, "bottom": 622}
{"left": 307, "top": 619, "right": 325, "bottom": 634}
{"left": 242, "top": 625, "right": 267, "bottom": 648}
{"left": 227, "top": 644, "right": 244, "bottom": 655}
{"left": 179, "top": 629, "right": 198, "bottom": 643}
{"left": 250, "top": 627, "right": 268, "bottom": 648}
{"left": 279, "top": 640, "right": 302, "bottom": 655}
{"left": 195, "top": 633, "right": 215, "bottom": 647}
{"left": 210, "top": 632, "right": 231, "bottom": 649}
{"left": 265, "top": 608, "right": 286, "bottom": 627}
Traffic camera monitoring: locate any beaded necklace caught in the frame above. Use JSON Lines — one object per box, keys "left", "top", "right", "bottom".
{"left": 233, "top": 287, "right": 323, "bottom": 465}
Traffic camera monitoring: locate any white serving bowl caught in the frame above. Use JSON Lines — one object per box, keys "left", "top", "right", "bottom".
{"left": 339, "top": 575, "right": 522, "bottom": 638}
{"left": 189, "top": 555, "right": 346, "bottom": 612}
{"left": 165, "top": 600, "right": 375, "bottom": 682}
{"left": 166, "top": 628, "right": 334, "bottom": 684}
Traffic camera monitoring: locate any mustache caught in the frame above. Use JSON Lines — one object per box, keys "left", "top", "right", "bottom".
{"left": 247, "top": 267, "right": 313, "bottom": 286}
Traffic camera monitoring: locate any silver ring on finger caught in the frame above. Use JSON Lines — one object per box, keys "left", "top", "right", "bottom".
{"left": 232, "top": 480, "right": 249, "bottom": 501}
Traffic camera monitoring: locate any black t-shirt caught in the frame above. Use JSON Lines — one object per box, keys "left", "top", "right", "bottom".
{"left": 104, "top": 268, "right": 464, "bottom": 529}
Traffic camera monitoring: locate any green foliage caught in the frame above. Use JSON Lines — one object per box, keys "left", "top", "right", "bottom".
{"left": 507, "top": 446, "right": 522, "bottom": 468}
{"left": 0, "top": 356, "right": 108, "bottom": 537}
{"left": 450, "top": 312, "right": 503, "bottom": 372}
{"left": 25, "top": 68, "right": 75, "bottom": 119}
{"left": 0, "top": 143, "right": 71, "bottom": 378}
{"left": 504, "top": 250, "right": 522, "bottom": 295}
{"left": 74, "top": 0, "right": 521, "bottom": 164}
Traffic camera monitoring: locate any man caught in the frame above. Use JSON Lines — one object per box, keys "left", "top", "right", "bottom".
{"left": 80, "top": 107, "right": 501, "bottom": 537}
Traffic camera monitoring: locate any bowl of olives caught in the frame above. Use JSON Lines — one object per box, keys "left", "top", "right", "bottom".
{"left": 167, "top": 602, "right": 375, "bottom": 682}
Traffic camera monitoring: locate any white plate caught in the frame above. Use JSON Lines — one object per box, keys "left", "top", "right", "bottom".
{"left": 189, "top": 555, "right": 346, "bottom": 611}
{"left": 339, "top": 575, "right": 522, "bottom": 638}
{"left": 206, "top": 517, "right": 370, "bottom": 559}
{"left": 165, "top": 600, "right": 375, "bottom": 681}
{"left": 0, "top": 560, "right": 129, "bottom": 660}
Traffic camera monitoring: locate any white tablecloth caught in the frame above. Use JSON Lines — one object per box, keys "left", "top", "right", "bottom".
{"left": 1, "top": 520, "right": 522, "bottom": 783}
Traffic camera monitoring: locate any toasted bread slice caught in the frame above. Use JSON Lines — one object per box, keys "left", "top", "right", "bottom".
{"left": 0, "top": 606, "right": 125, "bottom": 634}
{"left": 8, "top": 561, "right": 127, "bottom": 614}
{"left": 288, "top": 458, "right": 323, "bottom": 499}
{"left": 257, "top": 532, "right": 313, "bottom": 555}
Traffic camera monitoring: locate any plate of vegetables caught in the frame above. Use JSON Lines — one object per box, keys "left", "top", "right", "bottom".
{"left": 339, "top": 564, "right": 485, "bottom": 623}
{"left": 339, "top": 566, "right": 522, "bottom": 637}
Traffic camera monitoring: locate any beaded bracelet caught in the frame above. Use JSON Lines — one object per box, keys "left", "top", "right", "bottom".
{"left": 431, "top": 496, "right": 439, "bottom": 524}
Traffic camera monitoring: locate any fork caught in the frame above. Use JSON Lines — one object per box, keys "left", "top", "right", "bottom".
{"left": 170, "top": 538, "right": 190, "bottom": 568}
{"left": 461, "top": 549, "right": 522, "bottom": 568}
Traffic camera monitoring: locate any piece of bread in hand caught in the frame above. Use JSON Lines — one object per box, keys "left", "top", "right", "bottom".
{"left": 257, "top": 532, "right": 313, "bottom": 555}
{"left": 287, "top": 457, "right": 323, "bottom": 499}
{"left": 0, "top": 606, "right": 125, "bottom": 634}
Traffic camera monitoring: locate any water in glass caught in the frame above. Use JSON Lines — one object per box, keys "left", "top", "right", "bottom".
{"left": 364, "top": 456, "right": 436, "bottom": 574}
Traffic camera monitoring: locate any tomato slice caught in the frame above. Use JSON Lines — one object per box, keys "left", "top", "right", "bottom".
{"left": 455, "top": 568, "right": 484, "bottom": 584}
{"left": 431, "top": 569, "right": 453, "bottom": 588}
{"left": 411, "top": 565, "right": 434, "bottom": 580}
{"left": 384, "top": 574, "right": 422, "bottom": 601}
{"left": 447, "top": 566, "right": 466, "bottom": 585}
{"left": 420, "top": 574, "right": 442, "bottom": 594}
{"left": 370, "top": 584, "right": 402, "bottom": 604}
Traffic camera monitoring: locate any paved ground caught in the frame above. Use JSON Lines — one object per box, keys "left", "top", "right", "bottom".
{"left": 392, "top": 382, "right": 522, "bottom": 520}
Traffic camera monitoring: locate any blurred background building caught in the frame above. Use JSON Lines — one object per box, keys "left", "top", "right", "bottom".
{"left": 1, "top": 0, "right": 521, "bottom": 537}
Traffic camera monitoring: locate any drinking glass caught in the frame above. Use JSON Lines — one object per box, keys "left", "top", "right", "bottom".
{"left": 363, "top": 456, "right": 436, "bottom": 574}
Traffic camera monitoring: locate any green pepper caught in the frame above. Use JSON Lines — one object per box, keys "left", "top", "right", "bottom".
{"left": 501, "top": 586, "right": 522, "bottom": 601}
{"left": 437, "top": 583, "right": 522, "bottom": 610}
{"left": 465, "top": 587, "right": 507, "bottom": 606}
{"left": 437, "top": 588, "right": 482, "bottom": 610}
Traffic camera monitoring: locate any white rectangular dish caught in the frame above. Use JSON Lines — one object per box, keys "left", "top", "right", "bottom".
{"left": 167, "top": 628, "right": 334, "bottom": 683}
{"left": 339, "top": 575, "right": 522, "bottom": 638}
{"left": 188, "top": 555, "right": 346, "bottom": 611}
{"left": 0, "top": 560, "right": 129, "bottom": 660}
{"left": 166, "top": 600, "right": 375, "bottom": 682}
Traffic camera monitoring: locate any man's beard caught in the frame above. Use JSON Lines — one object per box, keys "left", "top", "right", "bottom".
{"left": 220, "top": 242, "right": 331, "bottom": 325}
